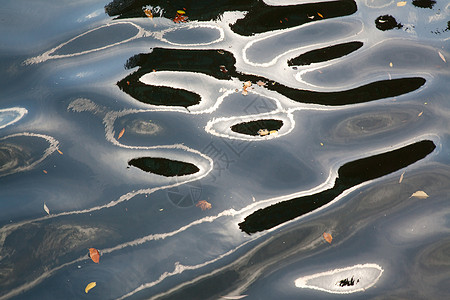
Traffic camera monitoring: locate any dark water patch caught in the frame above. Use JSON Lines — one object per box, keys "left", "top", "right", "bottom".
{"left": 124, "top": 49, "right": 236, "bottom": 80}
{"left": 53, "top": 23, "right": 139, "bottom": 56}
{"left": 375, "top": 15, "right": 403, "bottom": 31}
{"left": 412, "top": 0, "right": 436, "bottom": 9}
{"left": 122, "top": 49, "right": 425, "bottom": 106}
{"left": 288, "top": 41, "right": 363, "bottom": 66}
{"left": 231, "top": 119, "right": 283, "bottom": 136}
{"left": 230, "top": 0, "right": 357, "bottom": 36}
{"left": 105, "top": 0, "right": 357, "bottom": 36}
{"left": 256, "top": 77, "right": 426, "bottom": 106}
{"left": 128, "top": 157, "right": 199, "bottom": 176}
{"left": 239, "top": 140, "right": 436, "bottom": 234}
{"left": 118, "top": 48, "right": 238, "bottom": 107}
{"left": 117, "top": 76, "right": 200, "bottom": 107}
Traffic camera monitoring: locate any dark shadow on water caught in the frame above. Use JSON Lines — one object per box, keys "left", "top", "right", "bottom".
{"left": 105, "top": 0, "right": 357, "bottom": 36}
{"left": 375, "top": 15, "right": 403, "bottom": 31}
{"left": 288, "top": 41, "right": 363, "bottom": 66}
{"left": 412, "top": 0, "right": 436, "bottom": 9}
{"left": 120, "top": 48, "right": 426, "bottom": 107}
{"left": 239, "top": 140, "right": 436, "bottom": 234}
{"left": 128, "top": 157, "right": 199, "bottom": 176}
{"left": 231, "top": 119, "right": 283, "bottom": 136}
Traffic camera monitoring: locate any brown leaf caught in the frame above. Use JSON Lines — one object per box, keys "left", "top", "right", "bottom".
{"left": 89, "top": 248, "right": 100, "bottom": 263}
{"left": 317, "top": 12, "right": 324, "bottom": 18}
{"left": 43, "top": 170, "right": 48, "bottom": 174}
{"left": 144, "top": 9, "right": 153, "bottom": 18}
{"left": 196, "top": 200, "right": 212, "bottom": 211}
{"left": 256, "top": 81, "right": 266, "bottom": 86}
{"left": 323, "top": 232, "right": 332, "bottom": 244}
{"left": 118, "top": 128, "right": 125, "bottom": 140}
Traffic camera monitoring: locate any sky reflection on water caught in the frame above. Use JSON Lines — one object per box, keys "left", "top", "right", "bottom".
{"left": 0, "top": 0, "right": 449, "bottom": 299}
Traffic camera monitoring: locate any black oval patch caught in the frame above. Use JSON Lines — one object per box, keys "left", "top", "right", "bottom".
{"left": 128, "top": 157, "right": 200, "bottom": 177}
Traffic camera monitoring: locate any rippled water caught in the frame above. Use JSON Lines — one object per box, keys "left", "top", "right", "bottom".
{"left": 1, "top": 0, "right": 449, "bottom": 299}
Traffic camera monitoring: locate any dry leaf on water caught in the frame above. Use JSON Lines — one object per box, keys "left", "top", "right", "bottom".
{"left": 317, "top": 12, "right": 323, "bottom": 18}
{"left": 43, "top": 203, "right": 50, "bottom": 215}
{"left": 85, "top": 282, "right": 96, "bottom": 293}
{"left": 399, "top": 171, "right": 405, "bottom": 183}
{"left": 57, "top": 149, "right": 63, "bottom": 155}
{"left": 258, "top": 129, "right": 269, "bottom": 136}
{"left": 89, "top": 248, "right": 100, "bottom": 263}
{"left": 438, "top": 51, "right": 446, "bottom": 63}
{"left": 144, "top": 9, "right": 153, "bottom": 18}
{"left": 410, "top": 191, "right": 429, "bottom": 199}
{"left": 196, "top": 200, "right": 212, "bottom": 211}
{"left": 256, "top": 81, "right": 265, "bottom": 86}
{"left": 118, "top": 128, "right": 125, "bottom": 140}
{"left": 397, "top": 1, "right": 407, "bottom": 6}
{"left": 323, "top": 232, "right": 332, "bottom": 244}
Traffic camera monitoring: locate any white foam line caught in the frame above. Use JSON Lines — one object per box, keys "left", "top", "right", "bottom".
{"left": 242, "top": 18, "right": 364, "bottom": 67}
{"left": 24, "top": 22, "right": 147, "bottom": 65}
{"left": 24, "top": 21, "right": 225, "bottom": 65}
{"left": 0, "top": 107, "right": 27, "bottom": 130}
{"left": 158, "top": 23, "right": 225, "bottom": 46}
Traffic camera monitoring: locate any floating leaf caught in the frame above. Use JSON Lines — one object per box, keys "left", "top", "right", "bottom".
{"left": 43, "top": 170, "right": 48, "bottom": 174}
{"left": 323, "top": 232, "right": 333, "bottom": 244}
{"left": 118, "top": 128, "right": 125, "bottom": 140}
{"left": 144, "top": 9, "right": 153, "bottom": 18}
{"left": 317, "top": 12, "right": 324, "bottom": 18}
{"left": 177, "top": 10, "right": 185, "bottom": 15}
{"left": 196, "top": 200, "right": 212, "bottom": 211}
{"left": 389, "top": 62, "right": 393, "bottom": 67}
{"left": 410, "top": 191, "right": 429, "bottom": 199}
{"left": 438, "top": 51, "right": 446, "bottom": 63}
{"left": 43, "top": 203, "right": 50, "bottom": 215}
{"left": 89, "top": 248, "right": 100, "bottom": 263}
{"left": 57, "top": 149, "right": 63, "bottom": 155}
{"left": 219, "top": 65, "right": 228, "bottom": 73}
{"left": 399, "top": 171, "right": 405, "bottom": 183}
{"left": 269, "top": 130, "right": 278, "bottom": 136}
{"left": 397, "top": 1, "right": 407, "bottom": 6}
{"left": 243, "top": 81, "right": 252, "bottom": 88}
{"left": 221, "top": 296, "right": 248, "bottom": 299}
{"left": 418, "top": 111, "right": 423, "bottom": 117}
{"left": 85, "top": 282, "right": 96, "bottom": 293}
{"left": 258, "top": 129, "right": 269, "bottom": 136}
{"left": 256, "top": 81, "right": 265, "bottom": 86}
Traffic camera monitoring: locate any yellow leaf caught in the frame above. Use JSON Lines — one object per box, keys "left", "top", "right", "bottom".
{"left": 418, "top": 111, "right": 423, "bottom": 117}
{"left": 389, "top": 62, "right": 393, "bottom": 67}
{"left": 85, "top": 282, "right": 96, "bottom": 293}
{"left": 410, "top": 191, "right": 429, "bottom": 199}
{"left": 269, "top": 130, "right": 278, "bottom": 136}
{"left": 317, "top": 12, "right": 323, "bottom": 18}
{"left": 243, "top": 81, "right": 252, "bottom": 88}
{"left": 397, "top": 1, "right": 407, "bottom": 6}
{"left": 177, "top": 10, "right": 185, "bottom": 14}
{"left": 43, "top": 203, "right": 50, "bottom": 215}
{"left": 258, "top": 129, "right": 269, "bottom": 136}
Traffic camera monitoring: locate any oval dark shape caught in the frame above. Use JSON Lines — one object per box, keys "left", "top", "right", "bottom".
{"left": 231, "top": 119, "right": 283, "bottom": 136}
{"left": 128, "top": 157, "right": 199, "bottom": 177}
{"left": 375, "top": 15, "right": 403, "bottom": 31}
{"left": 288, "top": 41, "right": 363, "bottom": 66}
{"left": 412, "top": 0, "right": 436, "bottom": 9}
